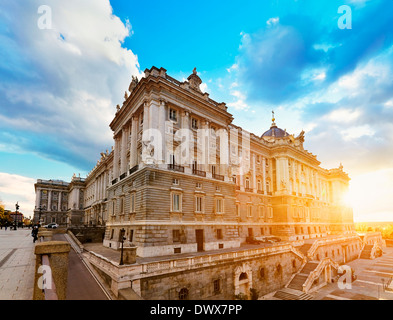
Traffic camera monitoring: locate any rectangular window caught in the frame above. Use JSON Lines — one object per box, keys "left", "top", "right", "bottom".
{"left": 173, "top": 230, "right": 180, "bottom": 242}
{"left": 247, "top": 205, "right": 252, "bottom": 217}
{"left": 213, "top": 279, "right": 221, "bottom": 294}
{"left": 259, "top": 206, "right": 265, "bottom": 218}
{"left": 216, "top": 229, "right": 223, "bottom": 240}
{"left": 236, "top": 204, "right": 240, "bottom": 217}
{"left": 268, "top": 207, "right": 273, "bottom": 218}
{"left": 130, "top": 193, "right": 135, "bottom": 213}
{"left": 169, "top": 108, "right": 177, "bottom": 121}
{"left": 172, "top": 193, "right": 182, "bottom": 212}
{"left": 216, "top": 198, "right": 223, "bottom": 214}
{"left": 195, "top": 196, "right": 203, "bottom": 213}
{"left": 191, "top": 118, "right": 198, "bottom": 129}
{"left": 120, "top": 197, "right": 124, "bottom": 214}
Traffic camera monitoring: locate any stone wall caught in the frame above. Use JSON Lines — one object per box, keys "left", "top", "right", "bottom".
{"left": 69, "top": 226, "right": 106, "bottom": 243}
{"left": 139, "top": 251, "right": 303, "bottom": 300}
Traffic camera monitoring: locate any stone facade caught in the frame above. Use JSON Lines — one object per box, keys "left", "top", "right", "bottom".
{"left": 33, "top": 66, "right": 355, "bottom": 254}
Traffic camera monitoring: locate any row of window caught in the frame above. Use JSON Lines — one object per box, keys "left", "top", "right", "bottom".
{"left": 236, "top": 204, "right": 273, "bottom": 219}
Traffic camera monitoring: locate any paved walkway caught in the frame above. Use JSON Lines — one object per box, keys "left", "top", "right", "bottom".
{"left": 0, "top": 228, "right": 36, "bottom": 300}
{"left": 0, "top": 228, "right": 109, "bottom": 300}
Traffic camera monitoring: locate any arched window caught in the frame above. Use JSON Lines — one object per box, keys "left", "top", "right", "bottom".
{"left": 178, "top": 288, "right": 189, "bottom": 300}
{"left": 239, "top": 272, "right": 248, "bottom": 281}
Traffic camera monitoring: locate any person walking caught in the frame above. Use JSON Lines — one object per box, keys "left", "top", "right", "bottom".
{"left": 31, "top": 225, "right": 39, "bottom": 243}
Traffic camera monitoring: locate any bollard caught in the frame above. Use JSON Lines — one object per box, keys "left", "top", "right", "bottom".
{"left": 33, "top": 241, "right": 71, "bottom": 300}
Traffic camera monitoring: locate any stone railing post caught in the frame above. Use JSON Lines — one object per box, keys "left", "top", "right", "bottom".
{"left": 122, "top": 246, "right": 137, "bottom": 265}
{"left": 33, "top": 241, "right": 71, "bottom": 300}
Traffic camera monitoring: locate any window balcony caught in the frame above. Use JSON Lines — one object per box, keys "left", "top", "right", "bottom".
{"left": 111, "top": 178, "right": 118, "bottom": 185}
{"left": 120, "top": 172, "right": 127, "bottom": 180}
{"left": 212, "top": 174, "right": 224, "bottom": 181}
{"left": 192, "top": 169, "right": 206, "bottom": 177}
{"left": 129, "top": 165, "right": 139, "bottom": 175}
{"left": 168, "top": 164, "right": 185, "bottom": 173}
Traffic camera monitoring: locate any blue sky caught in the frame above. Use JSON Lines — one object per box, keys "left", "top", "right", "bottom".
{"left": 0, "top": 0, "right": 393, "bottom": 221}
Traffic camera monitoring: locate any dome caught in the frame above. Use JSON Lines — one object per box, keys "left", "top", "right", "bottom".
{"left": 261, "top": 111, "right": 289, "bottom": 138}
{"left": 262, "top": 125, "right": 289, "bottom": 138}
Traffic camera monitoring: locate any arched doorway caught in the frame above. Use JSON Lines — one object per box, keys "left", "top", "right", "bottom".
{"left": 234, "top": 263, "right": 252, "bottom": 299}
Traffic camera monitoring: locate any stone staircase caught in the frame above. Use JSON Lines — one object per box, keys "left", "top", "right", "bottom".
{"left": 273, "top": 261, "right": 319, "bottom": 300}
{"left": 287, "top": 261, "right": 319, "bottom": 290}
{"left": 273, "top": 287, "right": 313, "bottom": 300}
{"left": 360, "top": 244, "right": 373, "bottom": 259}
{"left": 298, "top": 243, "right": 313, "bottom": 256}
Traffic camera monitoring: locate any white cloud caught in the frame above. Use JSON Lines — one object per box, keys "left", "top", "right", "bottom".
{"left": 324, "top": 108, "right": 362, "bottom": 123}
{"left": 0, "top": 0, "right": 142, "bottom": 168}
{"left": 266, "top": 17, "right": 279, "bottom": 26}
{"left": 340, "top": 125, "right": 375, "bottom": 141}
{"left": 0, "top": 173, "right": 36, "bottom": 218}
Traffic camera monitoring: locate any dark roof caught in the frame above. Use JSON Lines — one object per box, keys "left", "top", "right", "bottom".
{"left": 262, "top": 125, "right": 289, "bottom": 138}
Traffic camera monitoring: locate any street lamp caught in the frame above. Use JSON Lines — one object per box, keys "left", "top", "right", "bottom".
{"left": 14, "top": 202, "right": 19, "bottom": 230}
{"left": 119, "top": 228, "right": 126, "bottom": 265}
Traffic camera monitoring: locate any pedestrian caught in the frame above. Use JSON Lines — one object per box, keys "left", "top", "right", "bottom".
{"left": 32, "top": 225, "right": 39, "bottom": 243}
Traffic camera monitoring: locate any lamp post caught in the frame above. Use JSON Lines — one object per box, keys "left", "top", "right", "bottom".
{"left": 119, "top": 228, "right": 126, "bottom": 265}
{"left": 14, "top": 202, "right": 19, "bottom": 230}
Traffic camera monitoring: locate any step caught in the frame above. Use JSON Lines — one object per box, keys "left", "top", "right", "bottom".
{"left": 287, "top": 274, "right": 308, "bottom": 291}
{"left": 273, "top": 288, "right": 313, "bottom": 300}
{"left": 301, "top": 262, "right": 319, "bottom": 274}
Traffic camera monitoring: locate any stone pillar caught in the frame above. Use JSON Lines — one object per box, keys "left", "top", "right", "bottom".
{"left": 262, "top": 157, "right": 267, "bottom": 195}
{"left": 130, "top": 116, "right": 138, "bottom": 168}
{"left": 58, "top": 192, "right": 62, "bottom": 212}
{"left": 203, "top": 120, "right": 210, "bottom": 173}
{"left": 122, "top": 246, "right": 137, "bottom": 264}
{"left": 33, "top": 241, "right": 71, "bottom": 300}
{"left": 159, "top": 100, "right": 166, "bottom": 165}
{"left": 120, "top": 127, "right": 128, "bottom": 174}
{"left": 35, "top": 188, "right": 41, "bottom": 208}
{"left": 48, "top": 190, "right": 52, "bottom": 211}
{"left": 113, "top": 136, "right": 120, "bottom": 178}
{"left": 252, "top": 154, "right": 257, "bottom": 192}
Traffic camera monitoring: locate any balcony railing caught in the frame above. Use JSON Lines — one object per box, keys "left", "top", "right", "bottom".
{"left": 192, "top": 169, "right": 206, "bottom": 177}
{"left": 212, "top": 173, "right": 224, "bottom": 181}
{"left": 129, "top": 165, "right": 139, "bottom": 175}
{"left": 257, "top": 190, "right": 264, "bottom": 194}
{"left": 168, "top": 164, "right": 185, "bottom": 173}
{"left": 245, "top": 188, "right": 253, "bottom": 193}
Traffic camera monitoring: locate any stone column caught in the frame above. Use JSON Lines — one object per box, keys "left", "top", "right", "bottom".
{"left": 120, "top": 126, "right": 128, "bottom": 174}
{"left": 262, "top": 157, "right": 267, "bottom": 195}
{"left": 130, "top": 116, "right": 138, "bottom": 168}
{"left": 36, "top": 188, "right": 41, "bottom": 208}
{"left": 48, "top": 190, "right": 52, "bottom": 211}
{"left": 58, "top": 192, "right": 61, "bottom": 212}
{"left": 159, "top": 100, "right": 166, "bottom": 165}
{"left": 202, "top": 120, "right": 210, "bottom": 173}
{"left": 252, "top": 154, "right": 257, "bottom": 192}
{"left": 113, "top": 136, "right": 120, "bottom": 178}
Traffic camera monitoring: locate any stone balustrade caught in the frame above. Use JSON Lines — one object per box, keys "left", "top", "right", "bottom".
{"left": 33, "top": 241, "right": 71, "bottom": 300}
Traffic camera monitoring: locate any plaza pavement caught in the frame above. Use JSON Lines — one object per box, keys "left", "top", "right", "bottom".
{"left": 0, "top": 228, "right": 109, "bottom": 300}
{"left": 0, "top": 228, "right": 36, "bottom": 300}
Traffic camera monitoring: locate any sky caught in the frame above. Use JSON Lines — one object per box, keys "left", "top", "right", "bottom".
{"left": 0, "top": 0, "right": 392, "bottom": 222}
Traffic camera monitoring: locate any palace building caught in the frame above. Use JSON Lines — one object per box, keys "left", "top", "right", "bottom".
{"left": 33, "top": 67, "right": 379, "bottom": 300}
